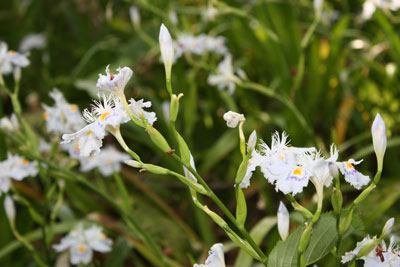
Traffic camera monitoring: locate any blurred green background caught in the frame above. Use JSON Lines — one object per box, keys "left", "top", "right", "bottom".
{"left": 0, "top": 0, "right": 400, "bottom": 266}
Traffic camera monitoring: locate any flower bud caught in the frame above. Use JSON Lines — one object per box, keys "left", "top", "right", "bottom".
{"left": 159, "top": 24, "right": 174, "bottom": 81}
{"left": 382, "top": 217, "right": 395, "bottom": 236}
{"left": 247, "top": 130, "right": 257, "bottom": 153}
{"left": 277, "top": 201, "right": 289, "bottom": 241}
{"left": 4, "top": 196, "right": 16, "bottom": 225}
{"left": 129, "top": 6, "right": 140, "bottom": 27}
{"left": 371, "top": 113, "right": 387, "bottom": 171}
{"left": 223, "top": 111, "right": 245, "bottom": 128}
{"left": 298, "top": 224, "right": 312, "bottom": 253}
{"left": 169, "top": 93, "right": 183, "bottom": 122}
{"left": 124, "top": 160, "right": 143, "bottom": 168}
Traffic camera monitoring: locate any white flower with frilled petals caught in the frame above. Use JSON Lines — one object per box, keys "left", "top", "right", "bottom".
{"left": 159, "top": 24, "right": 174, "bottom": 79}
{"left": 173, "top": 33, "right": 227, "bottom": 60}
{"left": 42, "top": 89, "right": 85, "bottom": 135}
{"left": 372, "top": 113, "right": 387, "bottom": 170}
{"left": 223, "top": 111, "right": 245, "bottom": 128}
{"left": 342, "top": 235, "right": 400, "bottom": 266}
{"left": 96, "top": 65, "right": 133, "bottom": 95}
{"left": 277, "top": 201, "right": 289, "bottom": 241}
{"left": 208, "top": 54, "right": 241, "bottom": 94}
{"left": 128, "top": 98, "right": 157, "bottom": 125}
{"left": 342, "top": 236, "right": 376, "bottom": 263}
{"left": 194, "top": 243, "right": 225, "bottom": 267}
{"left": 80, "top": 146, "right": 130, "bottom": 176}
{"left": 309, "top": 145, "right": 338, "bottom": 189}
{"left": 338, "top": 159, "right": 370, "bottom": 189}
{"left": 53, "top": 224, "right": 112, "bottom": 265}
{"left": 61, "top": 95, "right": 129, "bottom": 157}
{"left": 0, "top": 154, "right": 38, "bottom": 196}
{"left": 0, "top": 113, "right": 19, "bottom": 132}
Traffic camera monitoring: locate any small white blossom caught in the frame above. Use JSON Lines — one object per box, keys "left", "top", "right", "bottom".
{"left": 128, "top": 98, "right": 157, "bottom": 125}
{"left": 223, "top": 111, "right": 245, "bottom": 128}
{"left": 53, "top": 224, "right": 112, "bottom": 265}
{"left": 342, "top": 236, "right": 376, "bottom": 263}
{"left": 159, "top": 24, "right": 174, "bottom": 79}
{"left": 96, "top": 65, "right": 133, "bottom": 95}
{"left": 0, "top": 113, "right": 19, "bottom": 132}
{"left": 80, "top": 146, "right": 130, "bottom": 176}
{"left": 19, "top": 33, "right": 46, "bottom": 52}
{"left": 360, "top": 0, "right": 400, "bottom": 21}
{"left": 277, "top": 201, "right": 289, "bottom": 241}
{"left": 338, "top": 159, "right": 370, "bottom": 189}
{"left": 208, "top": 54, "right": 240, "bottom": 94}
{"left": 42, "top": 89, "right": 85, "bottom": 135}
{"left": 194, "top": 243, "right": 225, "bottom": 267}
{"left": 0, "top": 42, "right": 29, "bottom": 75}
{"left": 372, "top": 113, "right": 387, "bottom": 170}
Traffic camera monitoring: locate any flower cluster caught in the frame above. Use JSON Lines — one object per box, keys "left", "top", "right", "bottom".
{"left": 53, "top": 224, "right": 113, "bottom": 265}
{"left": 360, "top": 0, "right": 400, "bottom": 21}
{"left": 0, "top": 154, "right": 38, "bottom": 196}
{"left": 174, "top": 33, "right": 227, "bottom": 61}
{"left": 242, "top": 131, "right": 370, "bottom": 195}
{"left": 208, "top": 54, "right": 244, "bottom": 94}
{"left": 80, "top": 146, "right": 130, "bottom": 176}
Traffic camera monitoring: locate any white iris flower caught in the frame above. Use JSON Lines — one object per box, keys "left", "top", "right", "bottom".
{"left": 53, "top": 224, "right": 112, "bottom": 265}
{"left": 96, "top": 65, "right": 133, "bottom": 96}
{"left": 0, "top": 42, "right": 29, "bottom": 75}
{"left": 338, "top": 159, "right": 370, "bottom": 189}
{"left": 194, "top": 243, "right": 226, "bottom": 267}
{"left": 208, "top": 54, "right": 241, "bottom": 95}
{"left": 0, "top": 154, "right": 38, "bottom": 196}
{"left": 42, "top": 89, "right": 85, "bottom": 135}
{"left": 80, "top": 146, "right": 130, "bottom": 176}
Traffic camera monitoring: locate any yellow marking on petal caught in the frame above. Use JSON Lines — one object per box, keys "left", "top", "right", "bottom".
{"left": 8, "top": 50, "right": 16, "bottom": 55}
{"left": 69, "top": 105, "right": 78, "bottom": 111}
{"left": 105, "top": 160, "right": 113, "bottom": 165}
{"left": 293, "top": 167, "right": 303, "bottom": 176}
{"left": 99, "top": 112, "right": 111, "bottom": 122}
{"left": 278, "top": 154, "right": 285, "bottom": 160}
{"left": 22, "top": 159, "right": 29, "bottom": 165}
{"left": 86, "top": 130, "right": 93, "bottom": 136}
{"left": 43, "top": 112, "right": 48, "bottom": 120}
{"left": 74, "top": 143, "right": 80, "bottom": 152}
{"left": 99, "top": 233, "right": 107, "bottom": 239}
{"left": 77, "top": 244, "right": 86, "bottom": 253}
{"left": 345, "top": 162, "right": 354, "bottom": 169}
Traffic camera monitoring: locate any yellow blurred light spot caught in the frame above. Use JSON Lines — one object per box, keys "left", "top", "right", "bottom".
{"left": 319, "top": 39, "right": 330, "bottom": 59}
{"left": 8, "top": 50, "right": 16, "bottom": 55}
{"left": 329, "top": 77, "right": 338, "bottom": 88}
{"left": 43, "top": 112, "right": 48, "bottom": 120}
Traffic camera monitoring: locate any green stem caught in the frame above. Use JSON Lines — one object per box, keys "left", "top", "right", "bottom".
{"left": 113, "top": 172, "right": 132, "bottom": 213}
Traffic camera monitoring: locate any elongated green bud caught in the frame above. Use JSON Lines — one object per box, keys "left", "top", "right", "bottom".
{"left": 339, "top": 209, "right": 353, "bottom": 235}
{"left": 176, "top": 132, "right": 191, "bottom": 164}
{"left": 146, "top": 126, "right": 171, "bottom": 152}
{"left": 203, "top": 205, "right": 228, "bottom": 228}
{"left": 169, "top": 93, "right": 183, "bottom": 123}
{"left": 235, "top": 187, "right": 247, "bottom": 227}
{"left": 298, "top": 224, "right": 312, "bottom": 253}
{"left": 235, "top": 157, "right": 249, "bottom": 184}
{"left": 331, "top": 187, "right": 343, "bottom": 215}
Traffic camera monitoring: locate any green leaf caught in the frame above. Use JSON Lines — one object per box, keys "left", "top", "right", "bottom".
{"left": 268, "top": 213, "right": 338, "bottom": 267}
{"left": 234, "top": 216, "right": 276, "bottom": 267}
